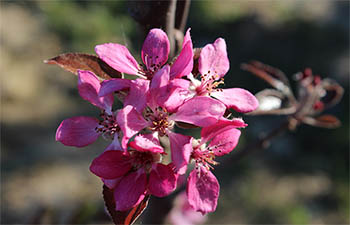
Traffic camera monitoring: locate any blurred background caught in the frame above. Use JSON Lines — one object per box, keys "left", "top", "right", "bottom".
{"left": 1, "top": 0, "right": 349, "bottom": 224}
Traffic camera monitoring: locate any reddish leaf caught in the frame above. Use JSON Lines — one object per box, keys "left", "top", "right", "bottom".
{"left": 44, "top": 53, "right": 122, "bottom": 79}
{"left": 102, "top": 185, "right": 150, "bottom": 225}
{"left": 302, "top": 115, "right": 341, "bottom": 128}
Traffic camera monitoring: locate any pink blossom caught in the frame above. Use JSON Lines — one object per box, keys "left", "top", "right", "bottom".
{"left": 56, "top": 70, "right": 121, "bottom": 148}
{"left": 188, "top": 38, "right": 259, "bottom": 113}
{"left": 115, "top": 66, "right": 227, "bottom": 173}
{"left": 186, "top": 119, "right": 246, "bottom": 214}
{"left": 167, "top": 192, "right": 207, "bottom": 225}
{"left": 95, "top": 28, "right": 193, "bottom": 80}
{"left": 90, "top": 135, "right": 177, "bottom": 211}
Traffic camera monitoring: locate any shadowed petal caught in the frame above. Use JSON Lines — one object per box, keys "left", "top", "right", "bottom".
{"left": 114, "top": 170, "right": 147, "bottom": 211}
{"left": 102, "top": 177, "right": 123, "bottom": 189}
{"left": 170, "top": 29, "right": 193, "bottom": 79}
{"left": 78, "top": 70, "right": 113, "bottom": 112}
{"left": 105, "top": 134, "right": 123, "bottom": 151}
{"left": 162, "top": 78, "right": 193, "bottom": 113}
{"left": 187, "top": 167, "right": 219, "bottom": 215}
{"left": 171, "top": 96, "right": 226, "bottom": 127}
{"left": 208, "top": 128, "right": 241, "bottom": 156}
{"left": 149, "top": 163, "right": 177, "bottom": 197}
{"left": 124, "top": 79, "right": 150, "bottom": 113}
{"left": 99, "top": 78, "right": 131, "bottom": 97}
{"left": 168, "top": 132, "right": 192, "bottom": 175}
{"left": 198, "top": 38, "right": 229, "bottom": 79}
{"left": 56, "top": 116, "right": 99, "bottom": 147}
{"left": 211, "top": 88, "right": 259, "bottom": 113}
{"left": 129, "top": 134, "right": 164, "bottom": 154}
{"left": 148, "top": 65, "right": 170, "bottom": 109}
{"left": 200, "top": 118, "right": 247, "bottom": 143}
{"left": 141, "top": 29, "right": 170, "bottom": 70}
{"left": 90, "top": 150, "right": 132, "bottom": 179}
{"left": 117, "top": 105, "right": 150, "bottom": 149}
{"left": 95, "top": 43, "right": 140, "bottom": 75}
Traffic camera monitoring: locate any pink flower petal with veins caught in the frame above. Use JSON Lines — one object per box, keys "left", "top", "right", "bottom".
{"left": 170, "top": 29, "right": 193, "bottom": 79}
{"left": 102, "top": 177, "right": 123, "bottom": 189}
{"left": 187, "top": 167, "right": 219, "bottom": 215}
{"left": 95, "top": 43, "right": 141, "bottom": 76}
{"left": 168, "top": 131, "right": 192, "bottom": 175}
{"left": 149, "top": 163, "right": 177, "bottom": 197}
{"left": 171, "top": 96, "right": 226, "bottom": 127}
{"left": 211, "top": 88, "right": 259, "bottom": 113}
{"left": 98, "top": 78, "right": 131, "bottom": 97}
{"left": 78, "top": 70, "right": 113, "bottom": 112}
{"left": 148, "top": 65, "right": 170, "bottom": 109}
{"left": 114, "top": 170, "right": 147, "bottom": 211}
{"left": 141, "top": 29, "right": 170, "bottom": 70}
{"left": 129, "top": 134, "right": 164, "bottom": 154}
{"left": 201, "top": 118, "right": 247, "bottom": 143}
{"left": 56, "top": 116, "right": 99, "bottom": 147}
{"left": 89, "top": 150, "right": 132, "bottom": 179}
{"left": 124, "top": 79, "right": 150, "bottom": 113}
{"left": 162, "top": 78, "right": 192, "bottom": 113}
{"left": 198, "top": 38, "right": 229, "bottom": 79}
{"left": 208, "top": 127, "right": 241, "bottom": 156}
{"left": 117, "top": 105, "right": 150, "bottom": 149}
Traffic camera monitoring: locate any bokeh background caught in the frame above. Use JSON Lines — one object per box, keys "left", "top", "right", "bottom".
{"left": 1, "top": 1, "right": 349, "bottom": 224}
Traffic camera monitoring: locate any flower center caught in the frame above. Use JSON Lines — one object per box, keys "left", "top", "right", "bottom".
{"left": 137, "top": 54, "right": 161, "bottom": 80}
{"left": 145, "top": 107, "right": 173, "bottom": 136}
{"left": 193, "top": 72, "right": 225, "bottom": 96}
{"left": 191, "top": 143, "right": 218, "bottom": 173}
{"left": 130, "top": 150, "right": 157, "bottom": 173}
{"left": 95, "top": 110, "right": 120, "bottom": 139}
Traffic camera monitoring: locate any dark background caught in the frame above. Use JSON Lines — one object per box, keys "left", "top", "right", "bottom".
{"left": 1, "top": 1, "right": 349, "bottom": 224}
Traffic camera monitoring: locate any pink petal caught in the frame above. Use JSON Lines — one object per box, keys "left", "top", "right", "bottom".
{"left": 171, "top": 96, "right": 226, "bottom": 127}
{"left": 208, "top": 128, "right": 241, "bottom": 156}
{"left": 114, "top": 170, "right": 147, "bottom": 211}
{"left": 95, "top": 43, "right": 140, "bottom": 76}
{"left": 162, "top": 78, "right": 192, "bottom": 113}
{"left": 187, "top": 167, "right": 219, "bottom": 214}
{"left": 89, "top": 150, "right": 132, "bottom": 179}
{"left": 78, "top": 70, "right": 113, "bottom": 112}
{"left": 183, "top": 28, "right": 192, "bottom": 46}
{"left": 124, "top": 79, "right": 150, "bottom": 113}
{"left": 102, "top": 177, "right": 123, "bottom": 189}
{"left": 148, "top": 163, "right": 177, "bottom": 197}
{"left": 129, "top": 134, "right": 164, "bottom": 154}
{"left": 201, "top": 118, "right": 247, "bottom": 143}
{"left": 198, "top": 38, "right": 229, "bottom": 79}
{"left": 170, "top": 29, "right": 193, "bottom": 79}
{"left": 117, "top": 105, "right": 150, "bottom": 149}
{"left": 99, "top": 78, "right": 131, "bottom": 97}
{"left": 168, "top": 131, "right": 192, "bottom": 174}
{"left": 148, "top": 65, "right": 170, "bottom": 109}
{"left": 211, "top": 88, "right": 259, "bottom": 113}
{"left": 141, "top": 29, "right": 170, "bottom": 70}
{"left": 105, "top": 134, "right": 123, "bottom": 151}
{"left": 169, "top": 191, "right": 208, "bottom": 225}
{"left": 56, "top": 116, "right": 99, "bottom": 147}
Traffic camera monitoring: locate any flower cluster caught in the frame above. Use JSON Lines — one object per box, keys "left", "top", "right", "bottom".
{"left": 56, "top": 28, "right": 258, "bottom": 214}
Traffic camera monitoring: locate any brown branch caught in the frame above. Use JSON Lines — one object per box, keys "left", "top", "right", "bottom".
{"left": 175, "top": 0, "right": 191, "bottom": 33}
{"left": 165, "top": 0, "right": 177, "bottom": 59}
